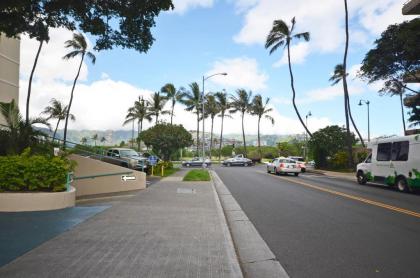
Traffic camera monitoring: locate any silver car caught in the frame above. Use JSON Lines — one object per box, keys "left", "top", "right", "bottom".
{"left": 267, "top": 157, "right": 300, "bottom": 176}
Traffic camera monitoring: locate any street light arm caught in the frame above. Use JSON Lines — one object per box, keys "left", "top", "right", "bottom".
{"left": 204, "top": 72, "right": 228, "bottom": 81}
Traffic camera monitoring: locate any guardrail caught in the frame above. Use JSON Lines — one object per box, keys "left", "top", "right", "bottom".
{"left": 66, "top": 171, "right": 134, "bottom": 191}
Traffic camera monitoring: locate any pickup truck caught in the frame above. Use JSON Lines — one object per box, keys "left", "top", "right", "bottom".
{"left": 102, "top": 148, "right": 148, "bottom": 171}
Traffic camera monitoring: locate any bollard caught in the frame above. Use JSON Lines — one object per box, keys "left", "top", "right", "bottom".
{"left": 151, "top": 166, "right": 154, "bottom": 176}
{"left": 161, "top": 166, "right": 164, "bottom": 177}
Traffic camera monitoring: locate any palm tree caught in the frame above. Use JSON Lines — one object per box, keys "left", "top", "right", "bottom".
{"left": 329, "top": 64, "right": 365, "bottom": 147}
{"left": 161, "top": 83, "right": 185, "bottom": 125}
{"left": 42, "top": 98, "right": 75, "bottom": 142}
{"left": 265, "top": 17, "right": 311, "bottom": 137}
{"left": 204, "top": 94, "right": 220, "bottom": 159}
{"left": 80, "top": 137, "right": 88, "bottom": 145}
{"left": 380, "top": 80, "right": 407, "bottom": 133}
{"left": 62, "top": 32, "right": 96, "bottom": 148}
{"left": 230, "top": 89, "right": 252, "bottom": 156}
{"left": 182, "top": 82, "right": 202, "bottom": 155}
{"left": 123, "top": 106, "right": 136, "bottom": 148}
{"left": 215, "top": 90, "right": 231, "bottom": 161}
{"left": 124, "top": 97, "right": 153, "bottom": 150}
{"left": 92, "top": 134, "right": 98, "bottom": 146}
{"left": 251, "top": 95, "right": 275, "bottom": 159}
{"left": 148, "top": 92, "right": 169, "bottom": 124}
{"left": 26, "top": 39, "right": 44, "bottom": 125}
{"left": 100, "top": 136, "right": 106, "bottom": 145}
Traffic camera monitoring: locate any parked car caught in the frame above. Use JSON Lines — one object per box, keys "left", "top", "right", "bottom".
{"left": 182, "top": 157, "right": 211, "bottom": 167}
{"left": 356, "top": 135, "right": 420, "bottom": 192}
{"left": 267, "top": 157, "right": 301, "bottom": 176}
{"left": 288, "top": 156, "right": 306, "bottom": 172}
{"left": 102, "top": 148, "right": 148, "bottom": 171}
{"left": 222, "top": 154, "right": 253, "bottom": 167}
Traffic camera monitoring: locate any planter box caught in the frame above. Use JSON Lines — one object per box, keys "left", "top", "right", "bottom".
{"left": 0, "top": 187, "right": 75, "bottom": 212}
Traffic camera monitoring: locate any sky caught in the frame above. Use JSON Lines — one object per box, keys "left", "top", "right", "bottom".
{"left": 18, "top": 0, "right": 418, "bottom": 138}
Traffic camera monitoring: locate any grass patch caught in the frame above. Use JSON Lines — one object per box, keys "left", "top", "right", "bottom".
{"left": 183, "top": 169, "right": 211, "bottom": 181}
{"left": 154, "top": 168, "right": 179, "bottom": 177}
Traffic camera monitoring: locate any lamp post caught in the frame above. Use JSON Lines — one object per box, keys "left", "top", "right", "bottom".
{"left": 358, "top": 99, "right": 370, "bottom": 142}
{"left": 202, "top": 72, "right": 227, "bottom": 167}
{"left": 304, "top": 111, "right": 312, "bottom": 161}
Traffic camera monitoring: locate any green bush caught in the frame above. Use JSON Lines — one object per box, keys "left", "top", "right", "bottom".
{"left": 148, "top": 160, "right": 173, "bottom": 175}
{"left": 0, "top": 150, "right": 75, "bottom": 192}
{"left": 330, "top": 151, "right": 348, "bottom": 170}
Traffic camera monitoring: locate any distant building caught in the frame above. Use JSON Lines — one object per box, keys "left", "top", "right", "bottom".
{"left": 0, "top": 34, "right": 20, "bottom": 126}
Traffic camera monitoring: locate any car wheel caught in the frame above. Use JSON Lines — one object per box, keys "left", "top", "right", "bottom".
{"left": 267, "top": 167, "right": 270, "bottom": 173}
{"left": 301, "top": 168, "right": 306, "bottom": 173}
{"left": 275, "top": 168, "right": 280, "bottom": 176}
{"left": 203, "top": 163, "right": 208, "bottom": 168}
{"left": 227, "top": 163, "right": 231, "bottom": 167}
{"left": 244, "top": 162, "right": 248, "bottom": 167}
{"left": 186, "top": 163, "right": 190, "bottom": 167}
{"left": 121, "top": 162, "right": 128, "bottom": 168}
{"left": 396, "top": 177, "right": 409, "bottom": 193}
{"left": 356, "top": 171, "right": 367, "bottom": 185}
{"left": 294, "top": 173, "right": 299, "bottom": 177}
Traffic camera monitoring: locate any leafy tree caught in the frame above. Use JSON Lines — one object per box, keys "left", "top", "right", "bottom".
{"left": 124, "top": 97, "right": 152, "bottom": 150}
{"left": 404, "top": 94, "right": 420, "bottom": 127}
{"left": 42, "top": 98, "right": 75, "bottom": 142}
{"left": 204, "top": 94, "right": 220, "bottom": 159}
{"left": 140, "top": 123, "right": 193, "bottom": 161}
{"left": 250, "top": 95, "right": 274, "bottom": 159}
{"left": 230, "top": 89, "right": 252, "bottom": 156}
{"left": 0, "top": 100, "right": 50, "bottom": 155}
{"left": 100, "top": 136, "right": 106, "bottom": 145}
{"left": 308, "top": 125, "right": 356, "bottom": 169}
{"left": 161, "top": 83, "right": 185, "bottom": 125}
{"left": 265, "top": 17, "right": 312, "bottom": 137}
{"left": 148, "top": 92, "right": 169, "bottom": 124}
{"left": 92, "top": 134, "right": 98, "bottom": 146}
{"left": 181, "top": 82, "right": 202, "bottom": 155}
{"left": 329, "top": 64, "right": 365, "bottom": 147}
{"left": 62, "top": 32, "right": 96, "bottom": 148}
{"left": 80, "top": 137, "right": 88, "bottom": 145}
{"left": 215, "top": 91, "right": 231, "bottom": 161}
{"left": 360, "top": 19, "right": 420, "bottom": 93}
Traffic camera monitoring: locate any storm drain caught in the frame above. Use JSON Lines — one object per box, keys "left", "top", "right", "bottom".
{"left": 177, "top": 188, "right": 196, "bottom": 194}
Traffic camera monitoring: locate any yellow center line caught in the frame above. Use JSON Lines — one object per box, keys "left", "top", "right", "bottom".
{"left": 257, "top": 170, "right": 420, "bottom": 219}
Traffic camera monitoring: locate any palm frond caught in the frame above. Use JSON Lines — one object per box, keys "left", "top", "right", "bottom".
{"left": 293, "top": 32, "right": 310, "bottom": 42}
{"left": 86, "top": 51, "right": 96, "bottom": 64}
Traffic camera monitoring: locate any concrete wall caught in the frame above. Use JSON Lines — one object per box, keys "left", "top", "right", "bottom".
{"left": 70, "top": 154, "right": 146, "bottom": 197}
{"left": 0, "top": 34, "right": 20, "bottom": 125}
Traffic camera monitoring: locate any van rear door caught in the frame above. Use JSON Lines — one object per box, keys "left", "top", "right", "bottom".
{"left": 373, "top": 142, "right": 392, "bottom": 184}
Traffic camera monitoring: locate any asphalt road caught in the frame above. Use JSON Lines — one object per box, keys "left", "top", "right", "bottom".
{"left": 214, "top": 164, "right": 420, "bottom": 278}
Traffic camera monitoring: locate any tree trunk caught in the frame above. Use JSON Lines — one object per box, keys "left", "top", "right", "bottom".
{"left": 137, "top": 121, "right": 140, "bottom": 151}
{"left": 287, "top": 43, "right": 312, "bottom": 137}
{"left": 343, "top": 0, "right": 353, "bottom": 168}
{"left": 52, "top": 119, "right": 60, "bottom": 142}
{"left": 131, "top": 120, "right": 134, "bottom": 148}
{"left": 26, "top": 40, "right": 43, "bottom": 125}
{"left": 139, "top": 120, "right": 143, "bottom": 151}
{"left": 155, "top": 113, "right": 159, "bottom": 125}
{"left": 400, "top": 93, "right": 406, "bottom": 134}
{"left": 210, "top": 116, "right": 214, "bottom": 159}
{"left": 219, "top": 113, "right": 224, "bottom": 161}
{"left": 196, "top": 111, "right": 200, "bottom": 156}
{"left": 346, "top": 96, "right": 365, "bottom": 147}
{"left": 257, "top": 116, "right": 261, "bottom": 159}
{"left": 171, "top": 101, "right": 175, "bottom": 125}
{"left": 63, "top": 53, "right": 84, "bottom": 149}
{"left": 241, "top": 112, "right": 247, "bottom": 156}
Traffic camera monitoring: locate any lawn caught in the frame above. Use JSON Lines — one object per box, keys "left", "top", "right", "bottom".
{"left": 154, "top": 167, "right": 179, "bottom": 177}
{"left": 183, "top": 169, "right": 211, "bottom": 181}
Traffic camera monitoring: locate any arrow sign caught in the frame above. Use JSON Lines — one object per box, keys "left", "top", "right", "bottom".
{"left": 121, "top": 175, "right": 136, "bottom": 181}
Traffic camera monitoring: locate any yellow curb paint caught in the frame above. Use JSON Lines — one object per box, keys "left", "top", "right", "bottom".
{"left": 258, "top": 171, "right": 420, "bottom": 219}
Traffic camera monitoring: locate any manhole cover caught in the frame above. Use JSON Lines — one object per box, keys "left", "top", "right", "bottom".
{"left": 177, "top": 188, "right": 196, "bottom": 194}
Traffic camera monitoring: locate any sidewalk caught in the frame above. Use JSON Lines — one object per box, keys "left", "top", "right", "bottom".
{"left": 307, "top": 168, "right": 356, "bottom": 181}
{"left": 0, "top": 176, "right": 242, "bottom": 277}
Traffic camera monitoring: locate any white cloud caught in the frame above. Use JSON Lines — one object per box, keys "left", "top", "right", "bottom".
{"left": 205, "top": 57, "right": 268, "bottom": 91}
{"left": 273, "top": 42, "right": 310, "bottom": 67}
{"left": 20, "top": 28, "right": 92, "bottom": 82}
{"left": 234, "top": 0, "right": 415, "bottom": 59}
{"left": 172, "top": 0, "right": 214, "bottom": 14}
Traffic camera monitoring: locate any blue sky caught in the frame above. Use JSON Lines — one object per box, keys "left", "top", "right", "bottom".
{"left": 19, "top": 0, "right": 417, "bottom": 138}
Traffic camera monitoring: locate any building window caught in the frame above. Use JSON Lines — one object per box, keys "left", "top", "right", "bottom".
{"left": 377, "top": 143, "right": 392, "bottom": 161}
{"left": 391, "top": 141, "right": 409, "bottom": 161}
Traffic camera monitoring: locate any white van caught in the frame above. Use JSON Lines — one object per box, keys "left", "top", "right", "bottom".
{"left": 356, "top": 135, "right": 420, "bottom": 192}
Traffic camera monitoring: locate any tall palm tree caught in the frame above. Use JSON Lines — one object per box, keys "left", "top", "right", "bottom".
{"left": 251, "top": 95, "right": 275, "bottom": 159}
{"left": 123, "top": 106, "right": 136, "bottom": 148}
{"left": 42, "top": 98, "right": 75, "bottom": 142}
{"left": 92, "top": 134, "right": 98, "bottom": 146}
{"left": 124, "top": 97, "right": 153, "bottom": 150}
{"left": 204, "top": 94, "right": 220, "bottom": 159}
{"left": 62, "top": 32, "right": 96, "bottom": 148}
{"left": 100, "top": 136, "right": 106, "bottom": 145}
{"left": 182, "top": 82, "right": 202, "bottom": 155}
{"left": 148, "top": 92, "right": 169, "bottom": 124}
{"left": 380, "top": 80, "right": 407, "bottom": 133}
{"left": 161, "top": 83, "right": 185, "bottom": 125}
{"left": 215, "top": 91, "right": 231, "bottom": 161}
{"left": 80, "top": 137, "right": 88, "bottom": 145}
{"left": 230, "top": 89, "right": 252, "bottom": 156}
{"left": 329, "top": 64, "right": 365, "bottom": 147}
{"left": 265, "top": 17, "right": 311, "bottom": 137}
{"left": 26, "top": 40, "right": 44, "bottom": 125}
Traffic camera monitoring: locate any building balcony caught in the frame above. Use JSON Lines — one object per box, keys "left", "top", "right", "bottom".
{"left": 402, "top": 0, "right": 420, "bottom": 15}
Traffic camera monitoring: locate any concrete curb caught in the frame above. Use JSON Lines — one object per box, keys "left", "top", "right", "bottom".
{"left": 210, "top": 173, "right": 244, "bottom": 278}
{"left": 210, "top": 170, "right": 289, "bottom": 278}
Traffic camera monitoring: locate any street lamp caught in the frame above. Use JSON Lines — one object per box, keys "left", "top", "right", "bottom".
{"left": 304, "top": 111, "right": 312, "bottom": 161}
{"left": 202, "top": 72, "right": 227, "bottom": 167}
{"left": 358, "top": 99, "right": 370, "bottom": 142}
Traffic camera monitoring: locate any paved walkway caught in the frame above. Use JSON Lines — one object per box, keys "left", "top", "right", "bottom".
{"left": 0, "top": 178, "right": 242, "bottom": 278}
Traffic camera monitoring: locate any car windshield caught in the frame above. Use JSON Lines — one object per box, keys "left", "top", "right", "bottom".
{"left": 120, "top": 150, "right": 139, "bottom": 157}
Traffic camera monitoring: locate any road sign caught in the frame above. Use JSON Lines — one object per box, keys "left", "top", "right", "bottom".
{"left": 121, "top": 175, "right": 136, "bottom": 181}
{"left": 148, "top": 155, "right": 158, "bottom": 166}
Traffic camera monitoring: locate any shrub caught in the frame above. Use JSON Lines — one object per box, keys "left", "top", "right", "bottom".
{"left": 330, "top": 151, "right": 348, "bottom": 170}
{"left": 149, "top": 160, "right": 173, "bottom": 175}
{"left": 0, "top": 150, "right": 75, "bottom": 192}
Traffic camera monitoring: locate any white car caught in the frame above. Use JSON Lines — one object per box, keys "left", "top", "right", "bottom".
{"left": 267, "top": 157, "right": 301, "bottom": 176}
